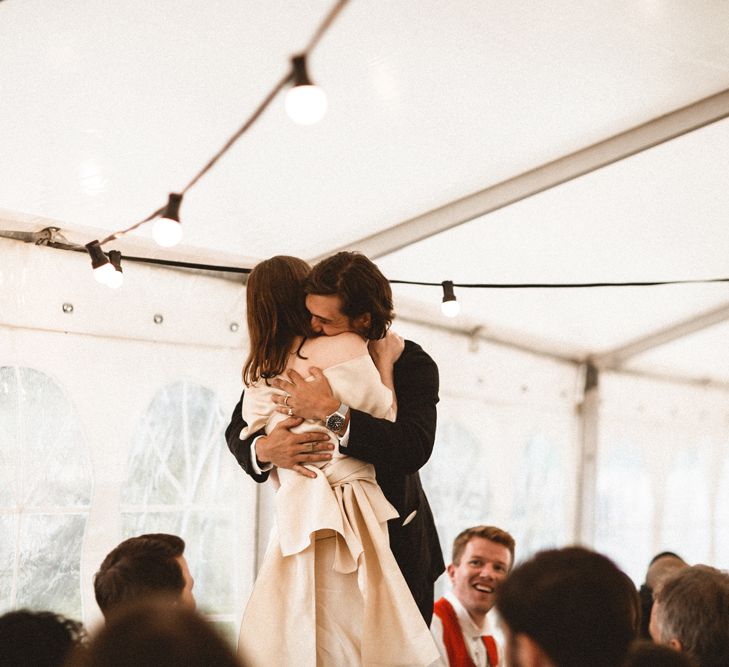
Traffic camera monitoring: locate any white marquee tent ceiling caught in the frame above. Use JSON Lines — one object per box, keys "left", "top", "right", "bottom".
{"left": 2, "top": 0, "right": 729, "bottom": 385}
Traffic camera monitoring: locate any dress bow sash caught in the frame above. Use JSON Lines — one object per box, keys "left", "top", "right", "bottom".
{"left": 276, "top": 457, "right": 399, "bottom": 574}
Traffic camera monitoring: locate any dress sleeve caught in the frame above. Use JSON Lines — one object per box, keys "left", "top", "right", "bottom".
{"left": 240, "top": 382, "right": 281, "bottom": 440}
{"left": 343, "top": 342, "right": 439, "bottom": 474}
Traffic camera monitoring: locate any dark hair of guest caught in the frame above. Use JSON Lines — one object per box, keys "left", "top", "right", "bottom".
{"left": 93, "top": 533, "right": 185, "bottom": 617}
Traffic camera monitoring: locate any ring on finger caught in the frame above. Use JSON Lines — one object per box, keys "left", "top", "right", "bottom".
{"left": 283, "top": 394, "right": 290, "bottom": 407}
{"left": 287, "top": 407, "right": 293, "bottom": 417}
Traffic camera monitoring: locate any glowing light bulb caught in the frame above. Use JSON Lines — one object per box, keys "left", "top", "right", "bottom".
{"left": 93, "top": 262, "right": 116, "bottom": 285}
{"left": 441, "top": 299, "right": 460, "bottom": 318}
{"left": 441, "top": 280, "right": 460, "bottom": 317}
{"left": 105, "top": 268, "right": 124, "bottom": 288}
{"left": 153, "top": 216, "right": 183, "bottom": 247}
{"left": 106, "top": 250, "right": 124, "bottom": 288}
{"left": 285, "top": 54, "right": 327, "bottom": 125}
{"left": 154, "top": 193, "right": 184, "bottom": 247}
{"left": 285, "top": 84, "right": 327, "bottom": 125}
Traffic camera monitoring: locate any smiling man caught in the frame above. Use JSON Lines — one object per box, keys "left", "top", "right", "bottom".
{"left": 431, "top": 525, "right": 515, "bottom": 667}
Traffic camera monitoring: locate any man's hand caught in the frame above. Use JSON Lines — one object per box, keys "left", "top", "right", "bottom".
{"left": 271, "top": 369, "right": 339, "bottom": 421}
{"left": 256, "top": 417, "right": 333, "bottom": 479}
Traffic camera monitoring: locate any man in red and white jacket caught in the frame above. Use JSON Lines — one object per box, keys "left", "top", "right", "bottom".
{"left": 431, "top": 526, "right": 515, "bottom": 667}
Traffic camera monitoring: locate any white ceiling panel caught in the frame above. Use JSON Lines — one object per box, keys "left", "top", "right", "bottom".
{"left": 2, "top": 0, "right": 729, "bottom": 382}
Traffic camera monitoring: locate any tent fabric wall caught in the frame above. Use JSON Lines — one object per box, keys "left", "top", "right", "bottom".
{"left": 595, "top": 372, "right": 729, "bottom": 581}
{"left": 0, "top": 240, "right": 255, "bottom": 637}
{"left": 3, "top": 237, "right": 729, "bottom": 643}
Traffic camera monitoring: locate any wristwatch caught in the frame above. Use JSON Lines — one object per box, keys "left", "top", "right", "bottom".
{"left": 325, "top": 402, "right": 349, "bottom": 434}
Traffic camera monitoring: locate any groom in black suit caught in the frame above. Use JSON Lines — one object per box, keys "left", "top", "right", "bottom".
{"left": 225, "top": 251, "right": 444, "bottom": 623}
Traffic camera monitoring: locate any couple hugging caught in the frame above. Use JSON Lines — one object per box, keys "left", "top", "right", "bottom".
{"left": 226, "top": 251, "right": 444, "bottom": 666}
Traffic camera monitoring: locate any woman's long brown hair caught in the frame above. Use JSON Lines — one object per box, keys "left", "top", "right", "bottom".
{"left": 242, "top": 256, "right": 312, "bottom": 386}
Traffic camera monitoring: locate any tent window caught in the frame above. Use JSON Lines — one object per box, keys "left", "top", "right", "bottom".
{"left": 120, "top": 380, "right": 239, "bottom": 640}
{"left": 509, "top": 435, "right": 566, "bottom": 556}
{"left": 595, "top": 444, "right": 653, "bottom": 583}
{"left": 661, "top": 446, "right": 711, "bottom": 563}
{"left": 0, "top": 367, "right": 91, "bottom": 618}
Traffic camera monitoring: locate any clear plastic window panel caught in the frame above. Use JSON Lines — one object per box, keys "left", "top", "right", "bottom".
{"left": 120, "top": 381, "right": 240, "bottom": 618}
{"left": 0, "top": 367, "right": 91, "bottom": 617}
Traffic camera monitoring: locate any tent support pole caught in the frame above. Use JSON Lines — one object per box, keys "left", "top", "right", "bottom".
{"left": 574, "top": 362, "right": 600, "bottom": 545}
{"left": 312, "top": 88, "right": 729, "bottom": 261}
{"left": 594, "top": 301, "right": 729, "bottom": 370}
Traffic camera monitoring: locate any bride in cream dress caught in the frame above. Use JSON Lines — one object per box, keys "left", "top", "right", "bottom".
{"left": 236, "top": 256, "right": 439, "bottom": 667}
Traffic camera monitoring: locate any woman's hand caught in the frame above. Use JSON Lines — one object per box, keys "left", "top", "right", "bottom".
{"left": 368, "top": 330, "right": 405, "bottom": 369}
{"left": 271, "top": 369, "right": 339, "bottom": 421}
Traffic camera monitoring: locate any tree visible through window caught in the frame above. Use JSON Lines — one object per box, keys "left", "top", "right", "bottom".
{"left": 0, "top": 367, "right": 91, "bottom": 618}
{"left": 120, "top": 380, "right": 241, "bottom": 642}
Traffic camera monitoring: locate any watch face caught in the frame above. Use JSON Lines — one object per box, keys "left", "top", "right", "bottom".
{"left": 326, "top": 413, "right": 345, "bottom": 432}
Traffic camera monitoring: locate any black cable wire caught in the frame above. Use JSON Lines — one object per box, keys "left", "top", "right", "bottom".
{"left": 49, "top": 240, "right": 729, "bottom": 286}
{"left": 389, "top": 277, "right": 729, "bottom": 288}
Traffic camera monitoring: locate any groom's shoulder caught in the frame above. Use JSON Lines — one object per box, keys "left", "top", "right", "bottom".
{"left": 401, "top": 339, "right": 437, "bottom": 369}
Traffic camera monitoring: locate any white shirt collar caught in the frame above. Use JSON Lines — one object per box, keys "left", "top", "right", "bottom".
{"left": 444, "top": 590, "right": 493, "bottom": 638}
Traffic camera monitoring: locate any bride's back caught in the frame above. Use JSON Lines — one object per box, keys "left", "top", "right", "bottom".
{"left": 287, "top": 333, "right": 368, "bottom": 377}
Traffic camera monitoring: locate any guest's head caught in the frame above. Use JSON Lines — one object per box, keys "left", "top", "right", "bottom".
{"left": 497, "top": 546, "right": 637, "bottom": 667}
{"left": 646, "top": 552, "right": 687, "bottom": 591}
{"left": 0, "top": 609, "right": 85, "bottom": 667}
{"left": 447, "top": 525, "right": 515, "bottom": 624}
{"left": 66, "top": 598, "right": 240, "bottom": 667}
{"left": 650, "top": 565, "right": 729, "bottom": 667}
{"left": 639, "top": 551, "right": 688, "bottom": 639}
{"left": 243, "top": 255, "right": 312, "bottom": 385}
{"left": 94, "top": 533, "right": 195, "bottom": 618}
{"left": 623, "top": 640, "right": 696, "bottom": 667}
{"left": 305, "top": 251, "right": 393, "bottom": 340}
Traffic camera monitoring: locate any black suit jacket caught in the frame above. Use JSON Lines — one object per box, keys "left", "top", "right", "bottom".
{"left": 225, "top": 339, "right": 444, "bottom": 623}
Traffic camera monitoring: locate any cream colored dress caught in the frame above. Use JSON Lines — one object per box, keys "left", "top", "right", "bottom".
{"left": 237, "top": 353, "right": 440, "bottom": 667}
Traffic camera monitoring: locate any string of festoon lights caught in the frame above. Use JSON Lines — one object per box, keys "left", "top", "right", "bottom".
{"left": 67, "top": 233, "right": 729, "bottom": 319}
{"left": 72, "top": 0, "right": 729, "bottom": 318}
{"left": 83, "top": 0, "right": 348, "bottom": 288}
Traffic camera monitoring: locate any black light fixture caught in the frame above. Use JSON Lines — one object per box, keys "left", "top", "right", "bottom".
{"left": 85, "top": 240, "right": 115, "bottom": 285}
{"left": 107, "top": 250, "right": 124, "bottom": 288}
{"left": 285, "top": 54, "right": 328, "bottom": 125}
{"left": 153, "top": 193, "right": 184, "bottom": 247}
{"left": 441, "top": 280, "right": 460, "bottom": 317}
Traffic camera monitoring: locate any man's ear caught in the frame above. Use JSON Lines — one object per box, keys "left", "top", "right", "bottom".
{"left": 446, "top": 563, "right": 456, "bottom": 583}
{"left": 512, "top": 633, "right": 553, "bottom": 667}
{"left": 667, "top": 637, "right": 684, "bottom": 653}
{"left": 353, "top": 312, "right": 371, "bottom": 333}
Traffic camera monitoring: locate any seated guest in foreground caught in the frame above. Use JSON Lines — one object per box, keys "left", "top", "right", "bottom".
{"left": 65, "top": 598, "right": 241, "bottom": 667}
{"left": 638, "top": 551, "right": 687, "bottom": 639}
{"left": 496, "top": 546, "right": 638, "bottom": 667}
{"left": 431, "top": 525, "right": 515, "bottom": 666}
{"left": 93, "top": 533, "right": 195, "bottom": 618}
{"left": 650, "top": 565, "right": 729, "bottom": 667}
{"left": 0, "top": 609, "right": 86, "bottom": 667}
{"left": 623, "top": 640, "right": 696, "bottom": 667}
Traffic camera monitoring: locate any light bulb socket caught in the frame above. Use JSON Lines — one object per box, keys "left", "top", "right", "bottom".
{"left": 442, "top": 280, "right": 457, "bottom": 304}
{"left": 291, "top": 54, "right": 313, "bottom": 87}
{"left": 108, "top": 249, "right": 123, "bottom": 273}
{"left": 85, "top": 240, "right": 109, "bottom": 269}
{"left": 162, "top": 192, "right": 183, "bottom": 222}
